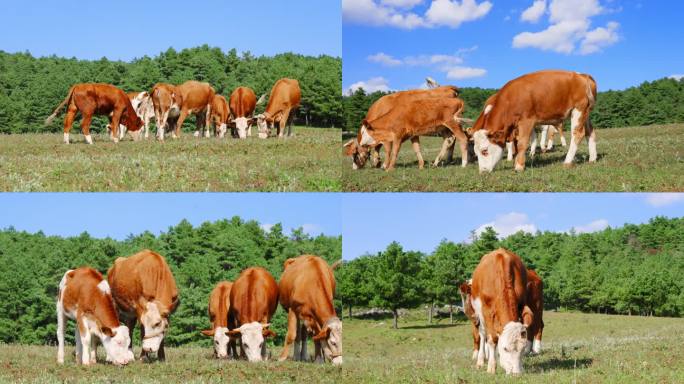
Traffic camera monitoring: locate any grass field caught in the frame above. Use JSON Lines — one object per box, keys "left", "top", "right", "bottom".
{"left": 1, "top": 311, "right": 682, "bottom": 383}
{"left": 341, "top": 124, "right": 684, "bottom": 192}
{"left": 0, "top": 127, "right": 340, "bottom": 192}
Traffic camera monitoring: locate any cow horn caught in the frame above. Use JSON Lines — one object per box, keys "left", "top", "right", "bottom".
{"left": 426, "top": 77, "right": 439, "bottom": 88}
{"left": 256, "top": 94, "right": 267, "bottom": 105}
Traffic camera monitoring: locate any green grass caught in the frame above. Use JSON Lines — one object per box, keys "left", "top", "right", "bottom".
{"left": 2, "top": 311, "right": 683, "bottom": 383}
{"left": 341, "top": 124, "right": 684, "bottom": 191}
{"left": 0, "top": 127, "right": 340, "bottom": 191}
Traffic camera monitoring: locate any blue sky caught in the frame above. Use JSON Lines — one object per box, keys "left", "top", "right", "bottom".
{"left": 343, "top": 0, "right": 684, "bottom": 93}
{"left": 0, "top": 0, "right": 341, "bottom": 60}
{"left": 342, "top": 193, "right": 684, "bottom": 259}
{"left": 0, "top": 193, "right": 341, "bottom": 240}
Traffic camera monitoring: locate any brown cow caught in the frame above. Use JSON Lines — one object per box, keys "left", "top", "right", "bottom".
{"left": 458, "top": 279, "right": 481, "bottom": 361}
{"left": 108, "top": 91, "right": 155, "bottom": 141}
{"left": 256, "top": 78, "right": 301, "bottom": 138}
{"left": 229, "top": 86, "right": 258, "bottom": 139}
{"left": 278, "top": 255, "right": 343, "bottom": 365}
{"left": 56, "top": 267, "right": 134, "bottom": 366}
{"left": 227, "top": 267, "right": 278, "bottom": 362}
{"left": 201, "top": 281, "right": 237, "bottom": 358}
{"left": 151, "top": 83, "right": 182, "bottom": 140}
{"left": 357, "top": 97, "right": 468, "bottom": 171}
{"left": 344, "top": 86, "right": 461, "bottom": 169}
{"left": 470, "top": 70, "right": 597, "bottom": 173}
{"left": 470, "top": 248, "right": 530, "bottom": 374}
{"left": 209, "top": 95, "right": 229, "bottom": 138}
{"left": 175, "top": 80, "right": 216, "bottom": 139}
{"left": 45, "top": 83, "right": 143, "bottom": 144}
{"left": 107, "top": 250, "right": 179, "bottom": 361}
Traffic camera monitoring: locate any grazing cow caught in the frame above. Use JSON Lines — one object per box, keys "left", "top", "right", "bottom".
{"left": 344, "top": 85, "right": 461, "bottom": 170}
{"left": 209, "top": 95, "right": 229, "bottom": 138}
{"left": 56, "top": 267, "right": 134, "bottom": 366}
{"left": 524, "top": 270, "right": 544, "bottom": 354}
{"left": 151, "top": 83, "right": 182, "bottom": 140}
{"left": 201, "top": 281, "right": 238, "bottom": 358}
{"left": 107, "top": 250, "right": 179, "bottom": 361}
{"left": 470, "top": 70, "right": 597, "bottom": 173}
{"left": 109, "top": 91, "right": 156, "bottom": 140}
{"left": 174, "top": 80, "right": 216, "bottom": 139}
{"left": 278, "top": 255, "right": 343, "bottom": 365}
{"left": 459, "top": 279, "right": 481, "bottom": 361}
{"left": 228, "top": 267, "right": 278, "bottom": 362}
{"left": 229, "top": 86, "right": 258, "bottom": 139}
{"left": 470, "top": 248, "right": 530, "bottom": 374}
{"left": 255, "top": 78, "right": 301, "bottom": 138}
{"left": 45, "top": 83, "right": 143, "bottom": 144}
{"left": 357, "top": 97, "right": 468, "bottom": 171}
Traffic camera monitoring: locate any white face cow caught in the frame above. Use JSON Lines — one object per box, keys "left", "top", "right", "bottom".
{"left": 233, "top": 117, "right": 251, "bottom": 139}
{"left": 496, "top": 322, "right": 529, "bottom": 374}
{"left": 313, "top": 317, "right": 343, "bottom": 365}
{"left": 228, "top": 322, "right": 275, "bottom": 362}
{"left": 473, "top": 130, "right": 503, "bottom": 173}
{"left": 201, "top": 326, "right": 232, "bottom": 358}
{"left": 140, "top": 302, "right": 169, "bottom": 353}
{"left": 255, "top": 114, "right": 270, "bottom": 139}
{"left": 100, "top": 325, "right": 135, "bottom": 365}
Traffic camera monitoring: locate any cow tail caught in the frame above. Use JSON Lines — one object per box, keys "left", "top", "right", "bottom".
{"left": 500, "top": 252, "right": 519, "bottom": 318}
{"left": 45, "top": 85, "right": 75, "bottom": 126}
{"left": 583, "top": 74, "right": 598, "bottom": 107}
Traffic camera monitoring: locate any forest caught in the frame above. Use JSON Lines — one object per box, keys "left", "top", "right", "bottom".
{"left": 342, "top": 77, "right": 684, "bottom": 132}
{"left": 0, "top": 218, "right": 341, "bottom": 346}
{"left": 336, "top": 216, "right": 684, "bottom": 328}
{"left": 0, "top": 46, "right": 342, "bottom": 133}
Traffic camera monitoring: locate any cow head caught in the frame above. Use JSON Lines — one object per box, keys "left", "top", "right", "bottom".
{"left": 227, "top": 322, "right": 275, "bottom": 362}
{"left": 100, "top": 324, "right": 134, "bottom": 366}
{"left": 497, "top": 321, "right": 529, "bottom": 374}
{"left": 458, "top": 280, "right": 476, "bottom": 321}
{"left": 312, "top": 317, "right": 343, "bottom": 365}
{"left": 201, "top": 327, "right": 232, "bottom": 359}
{"left": 255, "top": 113, "right": 271, "bottom": 139}
{"left": 343, "top": 139, "right": 370, "bottom": 170}
{"left": 473, "top": 130, "right": 504, "bottom": 173}
{"left": 140, "top": 301, "right": 170, "bottom": 354}
{"left": 232, "top": 116, "right": 253, "bottom": 139}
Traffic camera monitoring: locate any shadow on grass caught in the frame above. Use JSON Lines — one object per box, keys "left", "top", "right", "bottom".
{"left": 528, "top": 357, "right": 593, "bottom": 372}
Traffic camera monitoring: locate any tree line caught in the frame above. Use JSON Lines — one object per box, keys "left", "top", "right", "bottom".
{"left": 342, "top": 77, "right": 684, "bottom": 132}
{"left": 336, "top": 216, "right": 684, "bottom": 328}
{"left": 0, "top": 45, "right": 342, "bottom": 134}
{"left": 0, "top": 218, "right": 341, "bottom": 346}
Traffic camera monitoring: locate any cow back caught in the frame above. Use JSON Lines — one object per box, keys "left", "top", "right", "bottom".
{"left": 229, "top": 267, "right": 278, "bottom": 326}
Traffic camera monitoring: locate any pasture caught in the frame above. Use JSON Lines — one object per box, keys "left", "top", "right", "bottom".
{"left": 341, "top": 124, "right": 684, "bottom": 192}
{"left": 0, "top": 127, "right": 340, "bottom": 192}
{"left": 0, "top": 311, "right": 682, "bottom": 383}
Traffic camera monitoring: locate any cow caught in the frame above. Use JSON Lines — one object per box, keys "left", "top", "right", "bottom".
{"left": 344, "top": 85, "right": 461, "bottom": 170}
{"left": 458, "top": 279, "right": 481, "bottom": 361}
{"left": 469, "top": 70, "right": 597, "bottom": 173}
{"left": 209, "top": 95, "right": 229, "bottom": 138}
{"left": 229, "top": 86, "right": 258, "bottom": 139}
{"left": 174, "top": 80, "right": 216, "bottom": 139}
{"left": 107, "top": 249, "right": 179, "bottom": 361}
{"left": 470, "top": 248, "right": 530, "bottom": 374}
{"left": 45, "top": 83, "right": 143, "bottom": 144}
{"left": 56, "top": 267, "right": 134, "bottom": 366}
{"left": 108, "top": 91, "right": 156, "bottom": 140}
{"left": 255, "top": 78, "right": 301, "bottom": 138}
{"left": 151, "top": 83, "right": 182, "bottom": 140}
{"left": 356, "top": 97, "right": 469, "bottom": 171}
{"left": 227, "top": 267, "right": 278, "bottom": 362}
{"left": 201, "top": 281, "right": 238, "bottom": 359}
{"left": 278, "top": 255, "right": 343, "bottom": 365}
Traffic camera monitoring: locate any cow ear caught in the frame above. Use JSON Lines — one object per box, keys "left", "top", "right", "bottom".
{"left": 522, "top": 305, "right": 534, "bottom": 328}
{"left": 102, "top": 327, "right": 115, "bottom": 337}
{"left": 283, "top": 258, "right": 296, "bottom": 269}
{"left": 227, "top": 329, "right": 241, "bottom": 337}
{"left": 312, "top": 326, "right": 331, "bottom": 342}
{"left": 343, "top": 139, "right": 354, "bottom": 148}
{"left": 201, "top": 329, "right": 215, "bottom": 337}
{"left": 263, "top": 329, "right": 276, "bottom": 338}
{"left": 459, "top": 282, "right": 470, "bottom": 294}
{"left": 362, "top": 119, "right": 373, "bottom": 130}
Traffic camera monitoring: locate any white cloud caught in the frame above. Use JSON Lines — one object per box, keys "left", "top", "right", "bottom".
{"left": 404, "top": 53, "right": 463, "bottom": 66}
{"left": 260, "top": 223, "right": 274, "bottom": 232}
{"left": 446, "top": 66, "right": 487, "bottom": 79}
{"left": 475, "top": 212, "right": 537, "bottom": 239}
{"left": 571, "top": 219, "right": 609, "bottom": 234}
{"left": 347, "top": 77, "right": 391, "bottom": 94}
{"left": 343, "top": 0, "right": 492, "bottom": 29}
{"left": 645, "top": 193, "right": 684, "bottom": 207}
{"left": 669, "top": 74, "right": 684, "bottom": 81}
{"left": 512, "top": 0, "right": 620, "bottom": 55}
{"left": 521, "top": 0, "right": 546, "bottom": 23}
{"left": 368, "top": 52, "right": 403, "bottom": 66}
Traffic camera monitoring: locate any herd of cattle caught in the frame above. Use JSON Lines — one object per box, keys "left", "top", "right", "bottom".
{"left": 345, "top": 69, "right": 598, "bottom": 173}
{"left": 44, "top": 78, "right": 301, "bottom": 144}
{"left": 56, "top": 251, "right": 342, "bottom": 367}
{"left": 55, "top": 247, "right": 542, "bottom": 375}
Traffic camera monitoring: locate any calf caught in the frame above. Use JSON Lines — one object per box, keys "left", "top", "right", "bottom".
{"left": 228, "top": 267, "right": 278, "bottom": 362}
{"left": 107, "top": 250, "right": 179, "bottom": 361}
{"left": 201, "top": 281, "right": 238, "bottom": 358}
{"left": 56, "top": 268, "right": 134, "bottom": 366}
{"left": 278, "top": 255, "right": 343, "bottom": 365}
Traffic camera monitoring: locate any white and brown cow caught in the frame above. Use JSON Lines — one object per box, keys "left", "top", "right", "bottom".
{"left": 256, "top": 78, "right": 301, "bottom": 138}
{"left": 229, "top": 86, "right": 258, "bottom": 139}
{"left": 151, "top": 83, "right": 181, "bottom": 140}
{"left": 110, "top": 91, "right": 156, "bottom": 140}
{"left": 56, "top": 267, "right": 134, "bottom": 366}
{"left": 470, "top": 70, "right": 597, "bottom": 172}
{"left": 201, "top": 281, "right": 238, "bottom": 359}
{"left": 209, "top": 94, "right": 229, "bottom": 138}
{"left": 470, "top": 248, "right": 531, "bottom": 374}
{"left": 107, "top": 250, "right": 179, "bottom": 361}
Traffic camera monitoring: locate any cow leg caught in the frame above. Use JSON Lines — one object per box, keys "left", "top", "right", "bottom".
{"left": 279, "top": 109, "right": 291, "bottom": 138}
{"left": 79, "top": 113, "right": 95, "bottom": 145}
{"left": 80, "top": 319, "right": 91, "bottom": 366}
{"left": 506, "top": 142, "right": 513, "bottom": 161}
{"left": 158, "top": 338, "right": 166, "bottom": 361}
{"left": 299, "top": 322, "right": 308, "bottom": 361}
{"left": 557, "top": 122, "right": 567, "bottom": 147}
{"left": 564, "top": 108, "right": 589, "bottom": 166}
{"left": 410, "top": 137, "right": 425, "bottom": 169}
{"left": 109, "top": 110, "right": 122, "bottom": 144}
{"left": 586, "top": 118, "right": 597, "bottom": 163}
{"left": 57, "top": 303, "right": 66, "bottom": 364}
{"left": 386, "top": 137, "right": 402, "bottom": 171}
{"left": 278, "top": 308, "right": 298, "bottom": 361}
{"left": 443, "top": 122, "right": 469, "bottom": 167}
{"left": 204, "top": 105, "right": 212, "bottom": 138}
{"left": 380, "top": 140, "right": 392, "bottom": 170}
{"left": 123, "top": 316, "right": 135, "bottom": 356}
{"left": 486, "top": 336, "right": 497, "bottom": 374}
{"left": 540, "top": 126, "right": 549, "bottom": 152}
{"left": 471, "top": 323, "right": 480, "bottom": 361}
{"left": 90, "top": 335, "right": 97, "bottom": 364}
{"left": 139, "top": 323, "right": 148, "bottom": 361}
{"left": 74, "top": 323, "right": 83, "bottom": 365}
{"left": 156, "top": 109, "right": 167, "bottom": 141}
{"left": 371, "top": 145, "right": 382, "bottom": 168}
{"left": 292, "top": 318, "right": 302, "bottom": 361}
{"left": 144, "top": 116, "right": 150, "bottom": 140}
{"left": 63, "top": 104, "right": 78, "bottom": 144}
{"left": 514, "top": 120, "right": 535, "bottom": 171}
{"left": 175, "top": 109, "right": 190, "bottom": 139}
{"left": 433, "top": 136, "right": 453, "bottom": 167}
{"left": 529, "top": 128, "right": 538, "bottom": 158}
{"left": 314, "top": 341, "right": 324, "bottom": 364}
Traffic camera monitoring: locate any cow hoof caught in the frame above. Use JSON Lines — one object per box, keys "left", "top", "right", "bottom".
{"left": 563, "top": 162, "right": 575, "bottom": 169}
